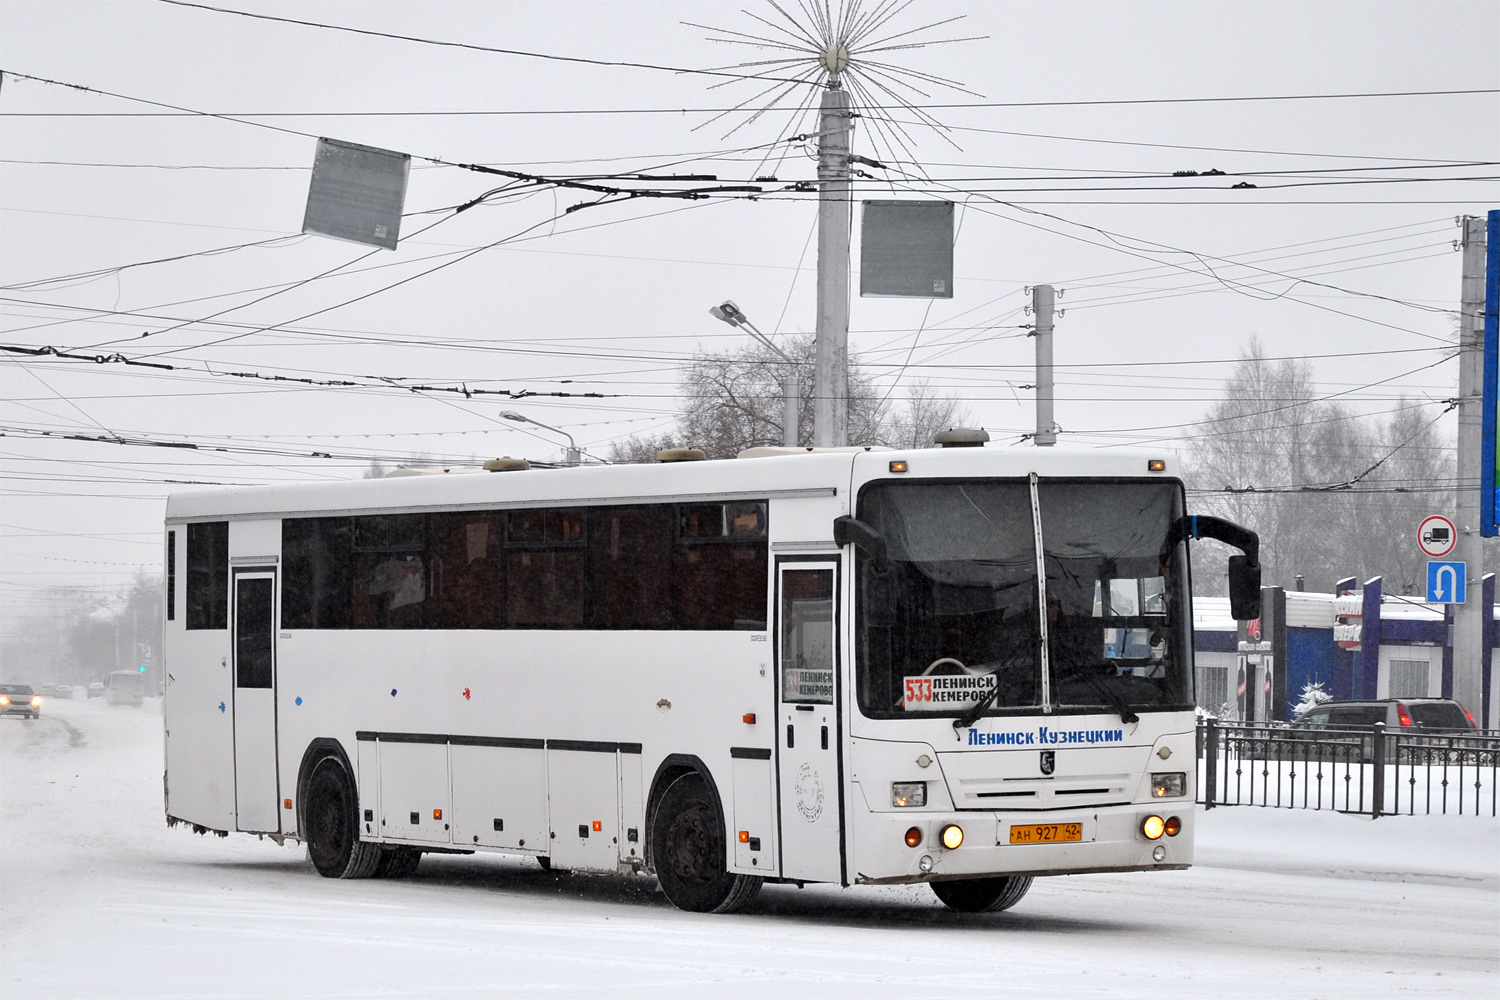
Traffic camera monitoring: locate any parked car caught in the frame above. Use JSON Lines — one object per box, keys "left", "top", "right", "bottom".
{"left": 87, "top": 682, "right": 105, "bottom": 699}
{"left": 1293, "top": 698, "right": 1477, "bottom": 734}
{"left": 1290, "top": 698, "right": 1481, "bottom": 762}
{"left": 104, "top": 670, "right": 144, "bottom": 707}
{"left": 0, "top": 684, "right": 42, "bottom": 720}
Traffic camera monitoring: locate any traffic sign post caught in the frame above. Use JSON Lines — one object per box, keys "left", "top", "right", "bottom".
{"left": 1418, "top": 515, "right": 1457, "bottom": 559}
{"left": 1426, "top": 560, "right": 1467, "bottom": 604}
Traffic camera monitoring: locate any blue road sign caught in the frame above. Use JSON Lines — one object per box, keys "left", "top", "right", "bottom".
{"left": 1427, "top": 560, "right": 1467, "bottom": 604}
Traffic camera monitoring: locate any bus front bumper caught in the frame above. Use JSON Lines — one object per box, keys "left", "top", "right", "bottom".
{"left": 850, "top": 802, "right": 1194, "bottom": 885}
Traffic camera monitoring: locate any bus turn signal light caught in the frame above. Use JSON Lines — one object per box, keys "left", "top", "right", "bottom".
{"left": 433, "top": 809, "right": 443, "bottom": 821}
{"left": 593, "top": 820, "right": 602, "bottom": 832}
{"left": 1164, "top": 816, "right": 1182, "bottom": 837}
{"left": 739, "top": 830, "right": 750, "bottom": 843}
{"left": 1142, "top": 815, "right": 1166, "bottom": 840}
{"left": 1147, "top": 459, "right": 1166, "bottom": 472}
{"left": 904, "top": 827, "right": 923, "bottom": 848}
{"left": 889, "top": 460, "right": 908, "bottom": 474}
{"left": 939, "top": 824, "right": 964, "bottom": 850}
{"left": 283, "top": 799, "right": 292, "bottom": 810}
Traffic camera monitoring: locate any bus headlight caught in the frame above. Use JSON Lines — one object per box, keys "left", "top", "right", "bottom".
{"left": 939, "top": 824, "right": 964, "bottom": 850}
{"left": 891, "top": 782, "right": 926, "bottom": 807}
{"left": 1142, "top": 815, "right": 1166, "bottom": 840}
{"left": 1151, "top": 773, "right": 1186, "bottom": 798}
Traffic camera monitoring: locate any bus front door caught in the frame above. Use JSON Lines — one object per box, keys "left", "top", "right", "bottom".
{"left": 232, "top": 570, "right": 279, "bottom": 833}
{"left": 775, "top": 561, "right": 843, "bottom": 885}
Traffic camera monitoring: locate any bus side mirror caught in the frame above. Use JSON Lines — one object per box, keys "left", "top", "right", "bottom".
{"left": 862, "top": 564, "right": 898, "bottom": 628}
{"left": 1228, "top": 555, "right": 1261, "bottom": 621}
{"left": 834, "top": 516, "right": 897, "bottom": 627}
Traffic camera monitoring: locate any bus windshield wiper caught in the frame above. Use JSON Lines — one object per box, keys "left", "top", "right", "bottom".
{"left": 1061, "top": 666, "right": 1139, "bottom": 725}
{"left": 952, "top": 670, "right": 1004, "bottom": 732}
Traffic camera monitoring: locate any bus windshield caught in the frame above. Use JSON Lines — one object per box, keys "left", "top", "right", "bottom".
{"left": 854, "top": 478, "right": 1190, "bottom": 720}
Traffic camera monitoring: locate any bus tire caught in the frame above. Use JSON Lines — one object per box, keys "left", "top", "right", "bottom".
{"left": 373, "top": 846, "right": 422, "bottom": 878}
{"left": 931, "top": 875, "right": 1033, "bottom": 913}
{"left": 305, "top": 757, "right": 381, "bottom": 879}
{"left": 651, "top": 772, "right": 762, "bottom": 914}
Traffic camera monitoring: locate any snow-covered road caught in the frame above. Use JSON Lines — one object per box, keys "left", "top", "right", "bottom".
{"left": 3, "top": 698, "right": 1495, "bottom": 998}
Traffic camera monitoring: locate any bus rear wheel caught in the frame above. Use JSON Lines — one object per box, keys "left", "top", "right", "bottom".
{"left": 305, "top": 758, "right": 381, "bottom": 879}
{"left": 931, "top": 876, "right": 1033, "bottom": 913}
{"left": 651, "top": 772, "right": 761, "bottom": 914}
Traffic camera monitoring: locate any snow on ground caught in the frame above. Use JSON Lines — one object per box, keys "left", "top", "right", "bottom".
{"left": 3, "top": 698, "right": 1496, "bottom": 999}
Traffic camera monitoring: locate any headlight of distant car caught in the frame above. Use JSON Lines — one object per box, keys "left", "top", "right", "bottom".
{"left": 1151, "top": 773, "right": 1186, "bottom": 798}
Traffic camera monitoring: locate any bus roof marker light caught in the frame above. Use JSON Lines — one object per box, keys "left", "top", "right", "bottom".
{"left": 933, "top": 427, "right": 988, "bottom": 448}
{"left": 1147, "top": 459, "right": 1166, "bottom": 472}
{"left": 1142, "top": 815, "right": 1166, "bottom": 840}
{"left": 657, "top": 447, "right": 706, "bottom": 463}
{"left": 939, "top": 824, "right": 964, "bottom": 850}
{"left": 889, "top": 460, "right": 908, "bottom": 473}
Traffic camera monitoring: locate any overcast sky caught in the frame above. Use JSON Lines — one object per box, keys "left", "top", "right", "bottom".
{"left": 2, "top": 0, "right": 1497, "bottom": 627}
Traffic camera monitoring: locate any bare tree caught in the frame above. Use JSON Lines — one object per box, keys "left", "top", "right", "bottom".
{"left": 611, "top": 336, "right": 969, "bottom": 462}
{"left": 1188, "top": 339, "right": 1456, "bottom": 594}
{"left": 879, "top": 377, "right": 974, "bottom": 449}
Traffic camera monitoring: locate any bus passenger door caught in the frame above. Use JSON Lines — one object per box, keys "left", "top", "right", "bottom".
{"left": 775, "top": 561, "right": 843, "bottom": 885}
{"left": 232, "top": 570, "right": 279, "bottom": 833}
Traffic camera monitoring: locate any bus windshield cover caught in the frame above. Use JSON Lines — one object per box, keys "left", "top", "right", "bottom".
{"left": 854, "top": 479, "right": 1190, "bottom": 719}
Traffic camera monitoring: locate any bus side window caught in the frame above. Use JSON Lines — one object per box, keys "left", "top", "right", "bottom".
{"left": 505, "top": 508, "right": 587, "bottom": 627}
{"left": 283, "top": 517, "right": 352, "bottom": 629}
{"left": 427, "top": 511, "right": 504, "bottom": 629}
{"left": 675, "top": 503, "right": 768, "bottom": 630}
{"left": 185, "top": 521, "right": 228, "bottom": 630}
{"left": 588, "top": 506, "right": 673, "bottom": 629}
{"left": 351, "top": 514, "right": 427, "bottom": 629}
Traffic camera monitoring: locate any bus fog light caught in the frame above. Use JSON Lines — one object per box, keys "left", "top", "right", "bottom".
{"left": 1151, "top": 772, "right": 1186, "bottom": 798}
{"left": 918, "top": 855, "right": 934, "bottom": 872}
{"left": 904, "top": 827, "right": 923, "bottom": 848}
{"left": 939, "top": 824, "right": 964, "bottom": 850}
{"left": 1152, "top": 845, "right": 1167, "bottom": 862}
{"left": 1164, "top": 816, "right": 1182, "bottom": 837}
{"left": 892, "top": 782, "right": 926, "bottom": 807}
{"left": 1141, "top": 815, "right": 1165, "bottom": 840}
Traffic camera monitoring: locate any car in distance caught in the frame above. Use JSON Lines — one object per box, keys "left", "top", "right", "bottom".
{"left": 1292, "top": 698, "right": 1477, "bottom": 734}
{"left": 0, "top": 684, "right": 42, "bottom": 720}
{"left": 1290, "top": 698, "right": 1481, "bottom": 762}
{"left": 87, "top": 682, "right": 105, "bottom": 699}
{"left": 104, "top": 670, "right": 145, "bottom": 707}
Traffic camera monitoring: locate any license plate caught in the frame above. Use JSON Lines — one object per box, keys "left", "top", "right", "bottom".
{"left": 1009, "top": 823, "right": 1083, "bottom": 845}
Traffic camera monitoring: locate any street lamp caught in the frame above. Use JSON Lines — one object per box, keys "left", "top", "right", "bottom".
{"left": 500, "top": 410, "right": 580, "bottom": 466}
{"left": 709, "top": 300, "right": 800, "bottom": 448}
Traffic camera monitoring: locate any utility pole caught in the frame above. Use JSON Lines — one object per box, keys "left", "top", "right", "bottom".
{"left": 1032, "top": 284, "right": 1057, "bottom": 446}
{"left": 813, "top": 80, "right": 852, "bottom": 448}
{"left": 1454, "top": 216, "right": 1487, "bottom": 714}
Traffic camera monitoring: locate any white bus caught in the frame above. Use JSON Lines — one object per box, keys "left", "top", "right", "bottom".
{"left": 161, "top": 442, "right": 1259, "bottom": 913}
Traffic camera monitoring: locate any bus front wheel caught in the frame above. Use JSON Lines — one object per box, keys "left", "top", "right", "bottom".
{"left": 651, "top": 772, "right": 761, "bottom": 913}
{"left": 305, "top": 758, "right": 381, "bottom": 879}
{"left": 373, "top": 846, "right": 422, "bottom": 878}
{"left": 931, "top": 875, "right": 1033, "bottom": 913}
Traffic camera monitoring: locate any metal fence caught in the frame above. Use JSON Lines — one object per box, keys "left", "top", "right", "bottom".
{"left": 1196, "top": 719, "right": 1500, "bottom": 818}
